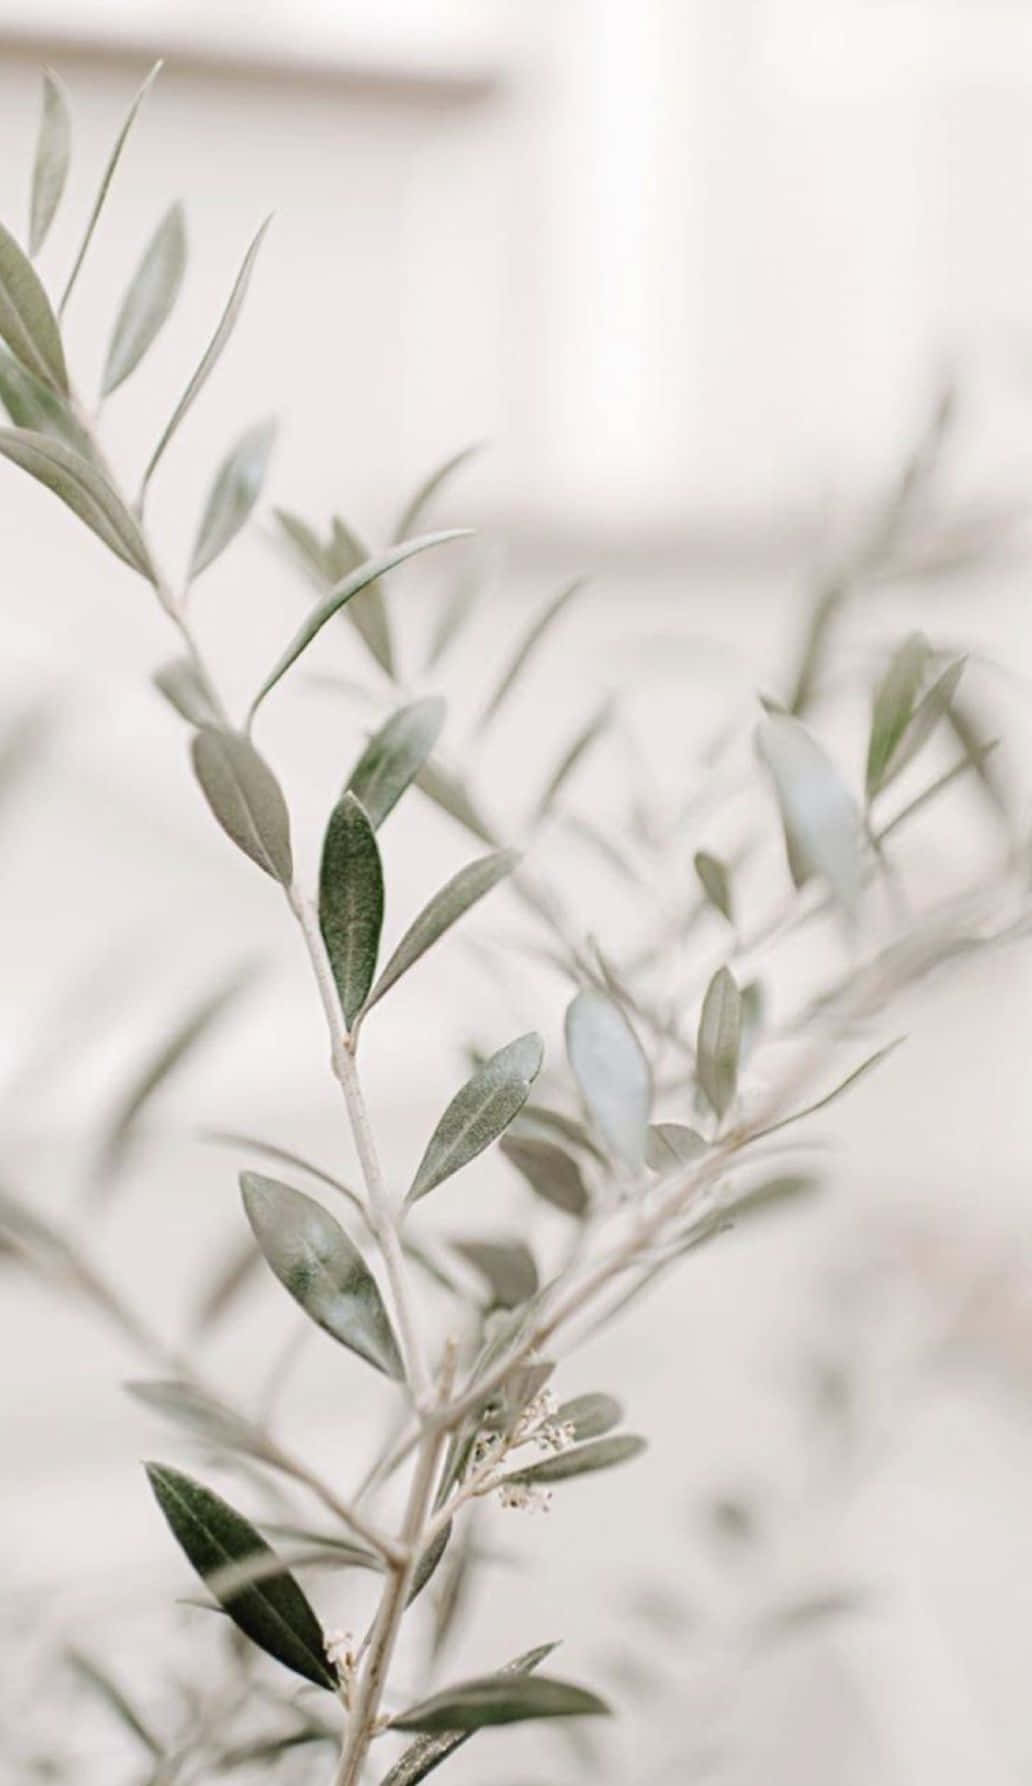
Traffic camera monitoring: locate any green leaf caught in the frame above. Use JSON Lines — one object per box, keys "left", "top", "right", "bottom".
{"left": 153, "top": 658, "right": 218, "bottom": 726}
{"left": 145, "top": 1462, "right": 335, "bottom": 1690}
{"left": 408, "top": 1520, "right": 452, "bottom": 1606}
{"left": 380, "top": 1643, "right": 558, "bottom": 1786}
{"left": 693, "top": 850, "right": 733, "bottom": 922}
{"left": 29, "top": 70, "right": 71, "bottom": 257}
{"left": 415, "top": 757, "right": 498, "bottom": 845}
{"left": 499, "top": 1134, "right": 588, "bottom": 1217}
{"left": 274, "top": 506, "right": 331, "bottom": 581}
{"left": 0, "top": 219, "right": 67, "bottom": 390}
{"left": 0, "top": 348, "right": 96, "bottom": 457}
{"left": 319, "top": 792, "right": 383, "bottom": 1027}
{"left": 191, "top": 726, "right": 293, "bottom": 882}
{"left": 0, "top": 429, "right": 153, "bottom": 577}
{"left": 347, "top": 698, "right": 446, "bottom": 829}
{"left": 59, "top": 61, "right": 162, "bottom": 318}
{"left": 726, "top": 1171, "right": 820, "bottom": 1227}
{"left": 696, "top": 966, "right": 741, "bottom": 1120}
{"left": 478, "top": 577, "right": 585, "bottom": 733}
{"left": 189, "top": 416, "right": 277, "bottom": 580}
{"left": 248, "top": 531, "right": 467, "bottom": 722}
{"left": 391, "top": 1672, "right": 610, "bottom": 1733}
{"left": 753, "top": 1040, "right": 903, "bottom": 1141}
{"left": 535, "top": 698, "right": 613, "bottom": 818}
{"left": 128, "top": 1378, "right": 269, "bottom": 1462}
{"left": 877, "top": 658, "right": 965, "bottom": 794}
{"left": 408, "top": 1033, "right": 544, "bottom": 1204}
{"left": 140, "top": 216, "right": 270, "bottom": 507}
{"left": 362, "top": 849, "right": 517, "bottom": 1018}
{"left": 865, "top": 633, "right": 929, "bottom": 799}
{"left": 564, "top": 989, "right": 651, "bottom": 1169}
{"left": 503, "top": 1432, "right": 646, "bottom": 1486}
{"left": 645, "top": 1123, "right": 707, "bottom": 1171}
{"left": 452, "top": 1238, "right": 539, "bottom": 1307}
{"left": 241, "top": 1171, "right": 403, "bottom": 1379}
{"left": 756, "top": 712, "right": 860, "bottom": 914}
{"left": 394, "top": 442, "right": 481, "bottom": 541}
{"left": 556, "top": 1393, "right": 622, "bottom": 1441}
{"left": 101, "top": 202, "right": 187, "bottom": 396}
{"left": 327, "top": 516, "right": 394, "bottom": 676}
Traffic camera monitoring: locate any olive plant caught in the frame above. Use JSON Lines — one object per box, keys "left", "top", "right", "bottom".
{"left": 0, "top": 64, "right": 1024, "bottom": 1786}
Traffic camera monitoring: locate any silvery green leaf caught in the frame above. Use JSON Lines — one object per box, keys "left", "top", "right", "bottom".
{"left": 191, "top": 1234, "right": 261, "bottom": 1334}
{"left": 394, "top": 441, "right": 481, "bottom": 541}
{"left": 380, "top": 1643, "right": 558, "bottom": 1786}
{"left": 696, "top": 966, "right": 741, "bottom": 1120}
{"left": 865, "top": 633, "right": 929, "bottom": 799}
{"left": 101, "top": 202, "right": 186, "bottom": 396}
{"left": 391, "top": 1672, "right": 609, "bottom": 1733}
{"left": 564, "top": 989, "right": 651, "bottom": 1169}
{"left": 59, "top": 62, "right": 162, "bottom": 317}
{"left": 427, "top": 561, "right": 481, "bottom": 667}
{"left": 415, "top": 757, "right": 498, "bottom": 845}
{"left": 535, "top": 697, "right": 613, "bottom": 818}
{"left": 29, "top": 71, "right": 71, "bottom": 256}
{"left": 556, "top": 1393, "right": 622, "bottom": 1441}
{"left": 202, "top": 1128, "right": 363, "bottom": 1216}
{"left": 503, "top": 1432, "right": 646, "bottom": 1486}
{"left": 0, "top": 348, "right": 96, "bottom": 457}
{"left": 693, "top": 850, "right": 733, "bottom": 922}
{"left": 645, "top": 1123, "right": 707, "bottom": 1171}
{"left": 248, "top": 530, "right": 467, "bottom": 722}
{"left": 65, "top": 1650, "right": 162, "bottom": 1756}
{"left": 191, "top": 726, "right": 292, "bottom": 882}
{"left": 128, "top": 1379, "right": 269, "bottom": 1461}
{"left": 408, "top": 1520, "right": 451, "bottom": 1606}
{"left": 327, "top": 516, "right": 394, "bottom": 676}
{"left": 754, "top": 1040, "right": 902, "bottom": 1141}
{"left": 756, "top": 712, "right": 860, "bottom": 915}
{"left": 188, "top": 416, "right": 276, "bottom": 579}
{"left": 362, "top": 849, "right": 517, "bottom": 1017}
{"left": 145, "top": 1463, "right": 336, "bottom": 1690}
{"left": 726, "top": 1171, "right": 820, "bottom": 1225}
{"left": 499, "top": 1134, "right": 588, "bottom": 1216}
{"left": 318, "top": 792, "right": 383, "bottom": 1027}
{"left": 274, "top": 506, "right": 331, "bottom": 582}
{"left": 241, "top": 1171, "right": 403, "bottom": 1379}
{"left": 879, "top": 658, "right": 965, "bottom": 792}
{"left": 153, "top": 658, "right": 218, "bottom": 726}
{"left": 0, "top": 429, "right": 154, "bottom": 578}
{"left": 0, "top": 218, "right": 67, "bottom": 390}
{"left": 140, "top": 216, "right": 270, "bottom": 507}
{"left": 452, "top": 1237, "right": 539, "bottom": 1307}
{"left": 408, "top": 1033, "right": 544, "bottom": 1204}
{"left": 740, "top": 978, "right": 765, "bottom": 1060}
{"left": 478, "top": 577, "right": 585, "bottom": 733}
{"left": 347, "top": 697, "right": 446, "bottom": 829}
{"left": 515, "top": 1103, "right": 607, "bottom": 1163}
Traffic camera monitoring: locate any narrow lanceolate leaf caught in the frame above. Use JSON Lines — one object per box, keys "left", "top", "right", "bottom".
{"left": 391, "top": 1672, "right": 610, "bottom": 1733}
{"left": 0, "top": 220, "right": 68, "bottom": 390}
{"left": 646, "top": 1123, "right": 707, "bottom": 1172}
{"left": 128, "top": 1379, "right": 269, "bottom": 1462}
{"left": 694, "top": 850, "right": 733, "bottom": 922}
{"left": 59, "top": 62, "right": 162, "bottom": 318}
{"left": 499, "top": 1134, "right": 588, "bottom": 1217}
{"left": 565, "top": 989, "right": 651, "bottom": 1169}
{"left": 408, "top": 1033, "right": 544, "bottom": 1204}
{"left": 756, "top": 712, "right": 860, "bottom": 915}
{"left": 153, "top": 658, "right": 218, "bottom": 726}
{"left": 192, "top": 727, "right": 292, "bottom": 881}
{"left": 556, "top": 1393, "right": 623, "bottom": 1441}
{"left": 145, "top": 1463, "right": 335, "bottom": 1690}
{"left": 327, "top": 516, "right": 394, "bottom": 676}
{"left": 347, "top": 698, "right": 446, "bottom": 829}
{"left": 29, "top": 71, "right": 71, "bottom": 257}
{"left": 696, "top": 966, "right": 741, "bottom": 1120}
{"left": 319, "top": 792, "right": 383, "bottom": 1027}
{"left": 140, "top": 216, "right": 270, "bottom": 507}
{"left": 754, "top": 1039, "right": 903, "bottom": 1141}
{"left": 64, "top": 1650, "right": 162, "bottom": 1757}
{"left": 274, "top": 506, "right": 331, "bottom": 582}
{"left": 503, "top": 1432, "right": 646, "bottom": 1486}
{"left": 876, "top": 658, "right": 965, "bottom": 794}
{"left": 415, "top": 757, "right": 498, "bottom": 845}
{"left": 452, "top": 1237, "right": 539, "bottom": 1308}
{"left": 0, "top": 429, "right": 153, "bottom": 577}
{"left": 362, "top": 849, "right": 517, "bottom": 1017}
{"left": 477, "top": 577, "right": 585, "bottom": 733}
{"left": 865, "top": 633, "right": 929, "bottom": 800}
{"left": 247, "top": 531, "right": 467, "bottom": 722}
{"left": 101, "top": 202, "right": 187, "bottom": 396}
{"left": 535, "top": 699, "right": 613, "bottom": 818}
{"left": 394, "top": 441, "right": 481, "bottom": 541}
{"left": 241, "top": 1172, "right": 403, "bottom": 1379}
{"left": 380, "top": 1644, "right": 558, "bottom": 1786}
{"left": 0, "top": 349, "right": 95, "bottom": 458}
{"left": 189, "top": 416, "right": 277, "bottom": 580}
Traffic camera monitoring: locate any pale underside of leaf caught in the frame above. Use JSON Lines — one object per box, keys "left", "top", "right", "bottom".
{"left": 407, "top": 1032, "right": 544, "bottom": 1203}
{"left": 564, "top": 989, "right": 652, "bottom": 1168}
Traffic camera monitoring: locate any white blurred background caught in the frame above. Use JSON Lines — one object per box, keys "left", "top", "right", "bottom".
{"left": 4, "top": 5, "right": 1032, "bottom": 1783}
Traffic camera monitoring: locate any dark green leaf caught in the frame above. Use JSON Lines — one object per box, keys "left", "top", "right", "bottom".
{"left": 379, "top": 1643, "right": 558, "bottom": 1786}
{"left": 319, "top": 791, "right": 383, "bottom": 1027}
{"left": 565, "top": 990, "right": 651, "bottom": 1169}
{"left": 865, "top": 633, "right": 929, "bottom": 799}
{"left": 394, "top": 442, "right": 481, "bottom": 541}
{"left": 696, "top": 966, "right": 741, "bottom": 1120}
{"left": 502, "top": 1433, "right": 646, "bottom": 1487}
{"left": 0, "top": 348, "right": 96, "bottom": 457}
{"left": 248, "top": 531, "right": 467, "bottom": 721}
{"left": 693, "top": 850, "right": 733, "bottom": 922}
{"left": 140, "top": 216, "right": 270, "bottom": 507}
{"left": 391, "top": 1672, "right": 609, "bottom": 1732}
{"left": 408, "top": 1033, "right": 544, "bottom": 1204}
{"left": 188, "top": 416, "right": 276, "bottom": 579}
{"left": 645, "top": 1123, "right": 707, "bottom": 1171}
{"left": 756, "top": 712, "right": 859, "bottom": 914}
{"left": 145, "top": 1462, "right": 335, "bottom": 1689}
{"left": 241, "top": 1171, "right": 403, "bottom": 1379}
{"left": 499, "top": 1134, "right": 588, "bottom": 1216}
{"left": 0, "top": 219, "right": 67, "bottom": 390}
{"left": 191, "top": 726, "right": 292, "bottom": 882}
{"left": 153, "top": 659, "right": 218, "bottom": 726}
{"left": 478, "top": 578, "right": 584, "bottom": 733}
{"left": 347, "top": 698, "right": 446, "bottom": 829}
{"left": 101, "top": 202, "right": 186, "bottom": 396}
{"left": 29, "top": 70, "right": 71, "bottom": 256}
{"left": 556, "top": 1393, "right": 622, "bottom": 1441}
{"left": 452, "top": 1238, "right": 539, "bottom": 1308}
{"left": 0, "top": 428, "right": 153, "bottom": 577}
{"left": 59, "top": 62, "right": 162, "bottom": 318}
{"left": 327, "top": 516, "right": 394, "bottom": 676}
{"left": 363, "top": 849, "right": 517, "bottom": 1017}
